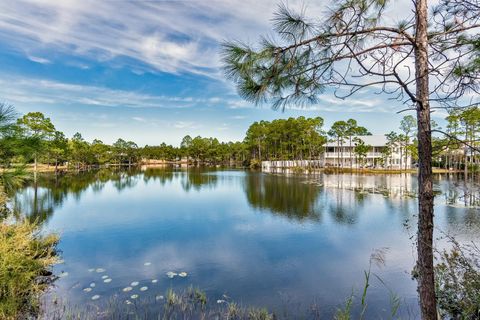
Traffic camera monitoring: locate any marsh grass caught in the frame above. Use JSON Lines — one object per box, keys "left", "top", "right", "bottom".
{"left": 42, "top": 287, "right": 275, "bottom": 320}
{"left": 41, "top": 277, "right": 410, "bottom": 320}
{"left": 334, "top": 248, "right": 402, "bottom": 320}
{"left": 37, "top": 250, "right": 412, "bottom": 320}
{"left": 0, "top": 219, "right": 59, "bottom": 319}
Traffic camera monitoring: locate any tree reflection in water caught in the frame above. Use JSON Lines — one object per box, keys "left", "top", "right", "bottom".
{"left": 11, "top": 167, "right": 222, "bottom": 225}
{"left": 243, "top": 173, "right": 323, "bottom": 221}
{"left": 10, "top": 167, "right": 480, "bottom": 230}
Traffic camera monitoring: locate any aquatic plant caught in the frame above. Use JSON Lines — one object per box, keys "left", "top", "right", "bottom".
{"left": 186, "top": 286, "right": 207, "bottom": 307}
{"left": 41, "top": 288, "right": 278, "bottom": 320}
{"left": 334, "top": 248, "right": 401, "bottom": 320}
{"left": 166, "top": 288, "right": 180, "bottom": 306}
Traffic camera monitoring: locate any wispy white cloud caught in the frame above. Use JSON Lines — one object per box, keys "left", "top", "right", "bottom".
{"left": 225, "top": 92, "right": 393, "bottom": 113}
{"left": 0, "top": 0, "right": 283, "bottom": 76}
{"left": 217, "top": 123, "right": 230, "bottom": 131}
{"left": 0, "top": 74, "right": 398, "bottom": 116}
{"left": 173, "top": 121, "right": 200, "bottom": 129}
{"left": 27, "top": 55, "right": 51, "bottom": 64}
{"left": 132, "top": 116, "right": 147, "bottom": 122}
{"left": 0, "top": 76, "right": 240, "bottom": 109}
{"left": 0, "top": 0, "right": 416, "bottom": 77}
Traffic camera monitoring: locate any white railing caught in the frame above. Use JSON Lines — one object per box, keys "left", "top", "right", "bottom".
{"left": 324, "top": 152, "right": 384, "bottom": 158}
{"left": 261, "top": 160, "right": 324, "bottom": 169}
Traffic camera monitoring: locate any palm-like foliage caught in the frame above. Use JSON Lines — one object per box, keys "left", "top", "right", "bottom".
{"left": 0, "top": 103, "right": 16, "bottom": 138}
{"left": 222, "top": 0, "right": 480, "bottom": 110}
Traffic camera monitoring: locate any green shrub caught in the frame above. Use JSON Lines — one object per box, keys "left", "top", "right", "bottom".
{"left": 435, "top": 244, "right": 480, "bottom": 319}
{"left": 0, "top": 220, "right": 59, "bottom": 319}
{"left": 249, "top": 159, "right": 261, "bottom": 169}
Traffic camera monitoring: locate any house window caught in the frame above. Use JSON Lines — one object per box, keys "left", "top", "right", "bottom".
{"left": 327, "top": 147, "right": 335, "bottom": 152}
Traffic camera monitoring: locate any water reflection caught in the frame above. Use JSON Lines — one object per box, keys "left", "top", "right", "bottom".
{"left": 13, "top": 169, "right": 141, "bottom": 224}
{"left": 244, "top": 173, "right": 322, "bottom": 221}
{"left": 442, "top": 174, "right": 480, "bottom": 208}
{"left": 9, "top": 167, "right": 480, "bottom": 318}
{"left": 12, "top": 167, "right": 224, "bottom": 224}
{"left": 11, "top": 168, "right": 480, "bottom": 228}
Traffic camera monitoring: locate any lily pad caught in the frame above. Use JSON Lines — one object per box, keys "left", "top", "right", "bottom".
{"left": 151, "top": 279, "right": 158, "bottom": 283}
{"left": 140, "top": 286, "right": 148, "bottom": 291}
{"left": 130, "top": 281, "right": 139, "bottom": 287}
{"left": 144, "top": 262, "right": 151, "bottom": 266}
{"left": 155, "top": 295, "right": 164, "bottom": 301}
{"left": 166, "top": 271, "right": 177, "bottom": 278}
{"left": 178, "top": 272, "right": 187, "bottom": 278}
{"left": 96, "top": 268, "right": 106, "bottom": 273}
{"left": 130, "top": 294, "right": 139, "bottom": 299}
{"left": 83, "top": 287, "right": 92, "bottom": 292}
{"left": 125, "top": 300, "right": 132, "bottom": 305}
{"left": 89, "top": 282, "right": 96, "bottom": 288}
{"left": 103, "top": 278, "right": 112, "bottom": 283}
{"left": 88, "top": 268, "right": 95, "bottom": 272}
{"left": 122, "top": 286, "right": 133, "bottom": 292}
{"left": 217, "top": 299, "right": 226, "bottom": 304}
{"left": 101, "top": 275, "right": 109, "bottom": 279}
{"left": 91, "top": 295, "right": 100, "bottom": 300}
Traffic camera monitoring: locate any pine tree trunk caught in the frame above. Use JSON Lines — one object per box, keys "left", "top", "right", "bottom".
{"left": 414, "top": 0, "right": 437, "bottom": 318}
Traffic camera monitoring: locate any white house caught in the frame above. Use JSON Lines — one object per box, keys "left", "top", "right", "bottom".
{"left": 323, "top": 135, "right": 412, "bottom": 169}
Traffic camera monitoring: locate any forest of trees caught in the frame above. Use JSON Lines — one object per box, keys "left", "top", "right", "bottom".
{"left": 1, "top": 103, "right": 480, "bottom": 172}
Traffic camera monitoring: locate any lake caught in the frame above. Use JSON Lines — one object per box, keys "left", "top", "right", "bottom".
{"left": 11, "top": 167, "right": 480, "bottom": 318}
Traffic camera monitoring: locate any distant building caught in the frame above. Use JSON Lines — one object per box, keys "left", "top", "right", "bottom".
{"left": 323, "top": 135, "right": 412, "bottom": 169}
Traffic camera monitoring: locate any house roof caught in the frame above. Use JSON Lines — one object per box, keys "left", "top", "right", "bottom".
{"left": 325, "top": 135, "right": 389, "bottom": 147}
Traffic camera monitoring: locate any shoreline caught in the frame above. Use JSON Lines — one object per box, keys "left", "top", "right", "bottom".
{"left": 4, "top": 163, "right": 467, "bottom": 175}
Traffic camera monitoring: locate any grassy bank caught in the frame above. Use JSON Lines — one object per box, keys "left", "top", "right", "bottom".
{"left": 0, "top": 220, "right": 59, "bottom": 319}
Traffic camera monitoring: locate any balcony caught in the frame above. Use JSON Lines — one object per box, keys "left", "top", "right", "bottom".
{"left": 324, "top": 152, "right": 383, "bottom": 158}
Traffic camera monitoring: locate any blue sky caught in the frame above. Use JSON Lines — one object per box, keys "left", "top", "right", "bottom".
{"left": 0, "top": 0, "right": 445, "bottom": 146}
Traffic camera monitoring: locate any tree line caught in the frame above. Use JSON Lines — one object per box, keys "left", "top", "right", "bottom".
{"left": 0, "top": 108, "right": 336, "bottom": 169}
{"left": 1, "top": 104, "right": 480, "bottom": 172}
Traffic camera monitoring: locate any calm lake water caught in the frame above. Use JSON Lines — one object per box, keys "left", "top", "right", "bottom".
{"left": 11, "top": 167, "right": 480, "bottom": 318}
